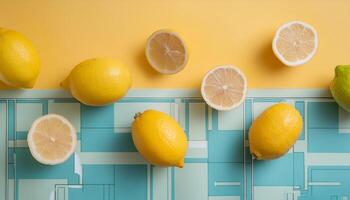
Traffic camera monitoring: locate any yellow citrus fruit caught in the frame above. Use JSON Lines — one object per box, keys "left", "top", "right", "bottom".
{"left": 27, "top": 114, "right": 77, "bottom": 165}
{"left": 201, "top": 65, "right": 247, "bottom": 111}
{"left": 145, "top": 29, "right": 189, "bottom": 74}
{"left": 249, "top": 103, "right": 303, "bottom": 160}
{"left": 272, "top": 21, "right": 318, "bottom": 67}
{"left": 0, "top": 28, "right": 40, "bottom": 88}
{"left": 61, "top": 58, "right": 132, "bottom": 106}
{"left": 132, "top": 109, "right": 188, "bottom": 168}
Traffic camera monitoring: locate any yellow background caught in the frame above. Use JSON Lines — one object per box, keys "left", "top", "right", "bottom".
{"left": 0, "top": 0, "right": 349, "bottom": 89}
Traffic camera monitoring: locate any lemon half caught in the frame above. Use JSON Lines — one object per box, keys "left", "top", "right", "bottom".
{"left": 272, "top": 21, "right": 318, "bottom": 67}
{"left": 145, "top": 30, "right": 189, "bottom": 74}
{"left": 27, "top": 114, "right": 77, "bottom": 165}
{"left": 201, "top": 65, "right": 247, "bottom": 111}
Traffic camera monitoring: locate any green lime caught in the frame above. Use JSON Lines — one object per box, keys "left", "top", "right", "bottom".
{"left": 330, "top": 65, "right": 350, "bottom": 111}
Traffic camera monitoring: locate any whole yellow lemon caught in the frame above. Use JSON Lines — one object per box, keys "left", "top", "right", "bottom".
{"left": 132, "top": 110, "right": 188, "bottom": 168}
{"left": 61, "top": 58, "right": 132, "bottom": 106}
{"left": 249, "top": 103, "right": 302, "bottom": 160}
{"left": 0, "top": 28, "right": 40, "bottom": 88}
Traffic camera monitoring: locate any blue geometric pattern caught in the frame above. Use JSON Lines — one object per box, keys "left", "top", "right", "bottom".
{"left": 1, "top": 90, "right": 350, "bottom": 200}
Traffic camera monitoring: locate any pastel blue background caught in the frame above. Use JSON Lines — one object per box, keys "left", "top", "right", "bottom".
{"left": 1, "top": 90, "right": 350, "bottom": 200}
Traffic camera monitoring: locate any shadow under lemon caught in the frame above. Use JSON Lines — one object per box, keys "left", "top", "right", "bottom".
{"left": 0, "top": 80, "right": 22, "bottom": 90}
{"left": 135, "top": 47, "right": 161, "bottom": 79}
{"left": 134, "top": 45, "right": 185, "bottom": 87}
{"left": 0, "top": 81, "right": 10, "bottom": 89}
{"left": 258, "top": 39, "right": 287, "bottom": 72}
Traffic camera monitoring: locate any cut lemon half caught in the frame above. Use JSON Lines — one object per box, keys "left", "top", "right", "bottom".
{"left": 145, "top": 30, "right": 188, "bottom": 74}
{"left": 201, "top": 65, "right": 247, "bottom": 111}
{"left": 272, "top": 21, "right": 318, "bottom": 67}
{"left": 27, "top": 114, "right": 77, "bottom": 165}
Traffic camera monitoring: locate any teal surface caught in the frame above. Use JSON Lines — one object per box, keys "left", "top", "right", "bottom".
{"left": 1, "top": 89, "right": 350, "bottom": 200}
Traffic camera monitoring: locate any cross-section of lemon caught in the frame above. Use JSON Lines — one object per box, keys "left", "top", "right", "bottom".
{"left": 27, "top": 114, "right": 77, "bottom": 165}
{"left": 201, "top": 65, "right": 247, "bottom": 111}
{"left": 145, "top": 30, "right": 188, "bottom": 74}
{"left": 272, "top": 21, "right": 318, "bottom": 67}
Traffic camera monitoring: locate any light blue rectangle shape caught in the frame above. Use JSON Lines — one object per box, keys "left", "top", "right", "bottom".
{"left": 208, "top": 163, "right": 243, "bottom": 196}
{"left": 15, "top": 148, "right": 78, "bottom": 183}
{"left": 48, "top": 101, "right": 81, "bottom": 131}
{"left": 307, "top": 167, "right": 350, "bottom": 199}
{"left": 208, "top": 131, "right": 244, "bottom": 163}
{"left": 7, "top": 148, "right": 14, "bottom": 164}
{"left": 218, "top": 104, "right": 243, "bottom": 131}
{"left": 82, "top": 132, "right": 136, "bottom": 152}
{"left": 244, "top": 99, "right": 253, "bottom": 133}
{"left": 152, "top": 166, "right": 169, "bottom": 200}
{"left": 16, "top": 102, "right": 43, "bottom": 132}
{"left": 295, "top": 101, "right": 305, "bottom": 140}
{"left": 308, "top": 102, "right": 338, "bottom": 129}
{"left": 81, "top": 104, "right": 114, "bottom": 129}
{"left": 15, "top": 131, "right": 28, "bottom": 140}
{"left": 68, "top": 185, "right": 107, "bottom": 200}
{"left": 175, "top": 163, "right": 208, "bottom": 200}
{"left": 115, "top": 165, "right": 147, "bottom": 200}
{"left": 186, "top": 147, "right": 208, "bottom": 159}
{"left": 308, "top": 129, "right": 350, "bottom": 152}
{"left": 245, "top": 163, "right": 252, "bottom": 200}
{"left": 0, "top": 102, "right": 6, "bottom": 199}
{"left": 83, "top": 165, "right": 115, "bottom": 184}
{"left": 7, "top": 100, "right": 14, "bottom": 140}
{"left": 293, "top": 152, "right": 305, "bottom": 189}
{"left": 184, "top": 158, "right": 208, "bottom": 163}
{"left": 8, "top": 163, "right": 14, "bottom": 179}
{"left": 189, "top": 103, "right": 206, "bottom": 140}
{"left": 19, "top": 179, "right": 67, "bottom": 200}
{"left": 253, "top": 153, "right": 294, "bottom": 186}
{"left": 56, "top": 186, "right": 65, "bottom": 200}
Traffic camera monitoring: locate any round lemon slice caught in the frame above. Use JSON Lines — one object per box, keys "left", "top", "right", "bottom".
{"left": 272, "top": 21, "right": 318, "bottom": 67}
{"left": 27, "top": 114, "right": 77, "bottom": 165}
{"left": 201, "top": 65, "right": 247, "bottom": 111}
{"left": 145, "top": 30, "right": 189, "bottom": 74}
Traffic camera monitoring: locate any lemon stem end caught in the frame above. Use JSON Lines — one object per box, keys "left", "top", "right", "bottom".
{"left": 176, "top": 159, "right": 184, "bottom": 168}
{"left": 134, "top": 112, "right": 142, "bottom": 120}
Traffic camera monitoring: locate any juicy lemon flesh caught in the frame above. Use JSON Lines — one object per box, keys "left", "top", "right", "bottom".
{"left": 249, "top": 103, "right": 303, "bottom": 160}
{"left": 132, "top": 110, "right": 188, "bottom": 168}
{"left": 276, "top": 23, "right": 315, "bottom": 62}
{"left": 203, "top": 67, "right": 245, "bottom": 109}
{"left": 147, "top": 31, "right": 187, "bottom": 74}
{"left": 30, "top": 116, "right": 75, "bottom": 163}
{"left": 0, "top": 28, "right": 40, "bottom": 88}
{"left": 62, "top": 58, "right": 132, "bottom": 106}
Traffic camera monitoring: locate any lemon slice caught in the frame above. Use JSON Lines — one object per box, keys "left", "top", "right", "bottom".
{"left": 145, "top": 30, "right": 188, "bottom": 74}
{"left": 201, "top": 65, "right": 247, "bottom": 111}
{"left": 272, "top": 21, "right": 318, "bottom": 67}
{"left": 27, "top": 114, "right": 77, "bottom": 165}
